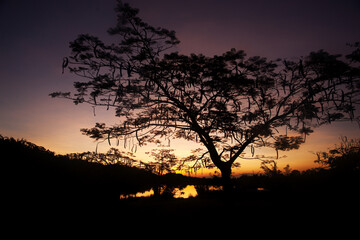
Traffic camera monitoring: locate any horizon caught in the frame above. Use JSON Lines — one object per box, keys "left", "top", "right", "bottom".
{"left": 1, "top": 128, "right": 357, "bottom": 178}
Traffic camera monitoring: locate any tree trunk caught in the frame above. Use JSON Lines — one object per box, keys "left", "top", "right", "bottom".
{"left": 204, "top": 139, "right": 234, "bottom": 192}
{"left": 219, "top": 163, "right": 233, "bottom": 192}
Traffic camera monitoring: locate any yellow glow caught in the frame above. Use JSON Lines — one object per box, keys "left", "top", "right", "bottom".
{"left": 120, "top": 189, "right": 154, "bottom": 199}
{"left": 174, "top": 185, "right": 198, "bottom": 198}
{"left": 119, "top": 185, "right": 199, "bottom": 199}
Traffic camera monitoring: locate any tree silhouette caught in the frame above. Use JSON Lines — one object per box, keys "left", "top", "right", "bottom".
{"left": 261, "top": 160, "right": 281, "bottom": 177}
{"left": 147, "top": 149, "right": 178, "bottom": 175}
{"left": 315, "top": 136, "right": 360, "bottom": 174}
{"left": 51, "top": 1, "right": 360, "bottom": 188}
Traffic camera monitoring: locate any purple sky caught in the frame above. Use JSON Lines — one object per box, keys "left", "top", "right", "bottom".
{"left": 1, "top": 0, "right": 360, "bottom": 173}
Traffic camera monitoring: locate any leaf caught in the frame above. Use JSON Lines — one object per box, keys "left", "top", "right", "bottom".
{"left": 274, "top": 135, "right": 304, "bottom": 151}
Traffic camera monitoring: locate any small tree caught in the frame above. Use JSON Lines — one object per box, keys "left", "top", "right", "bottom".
{"left": 261, "top": 160, "right": 281, "bottom": 177}
{"left": 147, "top": 149, "right": 178, "bottom": 175}
{"left": 51, "top": 1, "right": 360, "bottom": 188}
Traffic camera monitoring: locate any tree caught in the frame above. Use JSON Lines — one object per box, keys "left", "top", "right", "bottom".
{"left": 315, "top": 137, "right": 360, "bottom": 174}
{"left": 147, "top": 149, "right": 178, "bottom": 175}
{"left": 261, "top": 160, "right": 281, "bottom": 177}
{"left": 51, "top": 1, "right": 360, "bottom": 188}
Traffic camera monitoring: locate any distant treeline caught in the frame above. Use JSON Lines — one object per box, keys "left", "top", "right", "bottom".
{"left": 233, "top": 137, "right": 360, "bottom": 193}
{"left": 2, "top": 135, "right": 359, "bottom": 203}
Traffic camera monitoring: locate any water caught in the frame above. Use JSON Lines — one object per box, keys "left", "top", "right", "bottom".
{"left": 173, "top": 185, "right": 198, "bottom": 198}
{"left": 120, "top": 185, "right": 267, "bottom": 199}
{"left": 119, "top": 185, "right": 223, "bottom": 199}
{"left": 119, "top": 189, "right": 155, "bottom": 199}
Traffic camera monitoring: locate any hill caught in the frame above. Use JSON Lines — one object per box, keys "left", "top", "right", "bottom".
{"left": 1, "top": 135, "right": 168, "bottom": 202}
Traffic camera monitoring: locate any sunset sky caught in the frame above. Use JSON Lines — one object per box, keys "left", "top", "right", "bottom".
{"left": 1, "top": 0, "right": 360, "bottom": 175}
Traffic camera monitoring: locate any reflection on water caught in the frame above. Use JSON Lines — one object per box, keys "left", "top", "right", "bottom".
{"left": 173, "top": 185, "right": 197, "bottom": 198}
{"left": 119, "top": 185, "right": 268, "bottom": 199}
{"left": 119, "top": 185, "right": 222, "bottom": 199}
{"left": 120, "top": 189, "right": 154, "bottom": 199}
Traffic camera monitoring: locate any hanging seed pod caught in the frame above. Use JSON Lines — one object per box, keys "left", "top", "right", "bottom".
{"left": 320, "top": 102, "right": 324, "bottom": 114}
{"left": 108, "top": 132, "right": 111, "bottom": 146}
{"left": 107, "top": 94, "right": 111, "bottom": 110}
{"left": 95, "top": 143, "right": 98, "bottom": 154}
{"left": 119, "top": 63, "right": 123, "bottom": 77}
{"left": 127, "top": 65, "right": 132, "bottom": 77}
{"left": 93, "top": 44, "right": 99, "bottom": 58}
{"left": 276, "top": 89, "right": 280, "bottom": 97}
{"left": 62, "top": 57, "right": 68, "bottom": 74}
{"left": 283, "top": 83, "right": 286, "bottom": 94}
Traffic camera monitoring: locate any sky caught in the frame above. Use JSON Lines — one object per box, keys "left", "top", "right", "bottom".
{"left": 1, "top": 0, "right": 360, "bottom": 175}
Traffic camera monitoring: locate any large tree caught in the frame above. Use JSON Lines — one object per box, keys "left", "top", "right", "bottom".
{"left": 51, "top": 1, "right": 360, "bottom": 187}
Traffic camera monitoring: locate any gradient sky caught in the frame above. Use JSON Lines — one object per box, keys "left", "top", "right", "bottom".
{"left": 1, "top": 0, "right": 360, "bottom": 175}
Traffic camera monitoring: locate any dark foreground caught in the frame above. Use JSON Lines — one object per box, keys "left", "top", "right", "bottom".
{"left": 10, "top": 188, "right": 359, "bottom": 227}
{"left": 3, "top": 135, "right": 359, "bottom": 226}
{"left": 117, "top": 190, "right": 359, "bottom": 220}
{"left": 14, "top": 189, "right": 360, "bottom": 231}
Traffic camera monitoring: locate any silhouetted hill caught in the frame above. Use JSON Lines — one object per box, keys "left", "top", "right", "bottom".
{"left": 1, "top": 135, "right": 210, "bottom": 204}
{"left": 1, "top": 135, "right": 161, "bottom": 202}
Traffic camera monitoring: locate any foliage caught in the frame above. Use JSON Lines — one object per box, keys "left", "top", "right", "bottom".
{"left": 145, "top": 149, "right": 177, "bottom": 175}
{"left": 315, "top": 136, "right": 360, "bottom": 174}
{"left": 51, "top": 1, "right": 360, "bottom": 180}
{"left": 260, "top": 160, "right": 282, "bottom": 177}
{"left": 66, "top": 148, "right": 137, "bottom": 166}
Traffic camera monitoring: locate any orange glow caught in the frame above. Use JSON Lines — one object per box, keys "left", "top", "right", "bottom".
{"left": 6, "top": 117, "right": 358, "bottom": 178}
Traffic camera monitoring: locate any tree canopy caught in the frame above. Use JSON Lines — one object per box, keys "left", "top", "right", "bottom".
{"left": 51, "top": 1, "right": 360, "bottom": 184}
